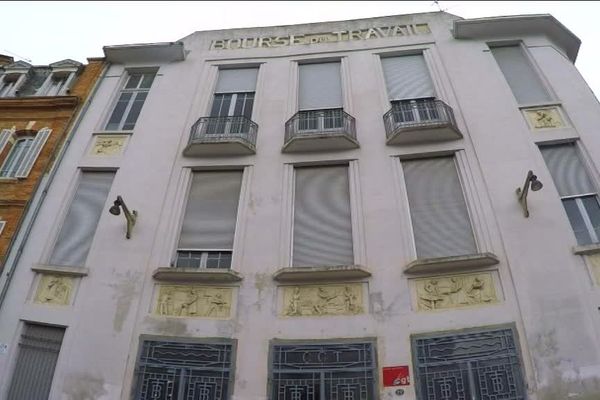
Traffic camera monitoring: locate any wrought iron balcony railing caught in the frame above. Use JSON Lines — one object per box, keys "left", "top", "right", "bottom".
{"left": 383, "top": 98, "right": 462, "bottom": 144}
{"left": 283, "top": 108, "right": 358, "bottom": 152}
{"left": 185, "top": 115, "right": 258, "bottom": 155}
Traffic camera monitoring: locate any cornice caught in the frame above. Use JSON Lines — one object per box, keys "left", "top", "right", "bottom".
{"left": 0, "top": 96, "right": 79, "bottom": 110}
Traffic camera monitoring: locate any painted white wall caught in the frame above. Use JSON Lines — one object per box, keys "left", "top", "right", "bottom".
{"left": 0, "top": 11, "right": 599, "bottom": 400}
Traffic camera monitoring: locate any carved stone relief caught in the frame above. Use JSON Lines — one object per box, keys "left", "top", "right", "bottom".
{"left": 524, "top": 107, "right": 565, "bottom": 129}
{"left": 414, "top": 272, "right": 498, "bottom": 311}
{"left": 154, "top": 285, "right": 233, "bottom": 319}
{"left": 34, "top": 274, "right": 73, "bottom": 305}
{"left": 282, "top": 284, "right": 363, "bottom": 317}
{"left": 90, "top": 135, "right": 127, "bottom": 156}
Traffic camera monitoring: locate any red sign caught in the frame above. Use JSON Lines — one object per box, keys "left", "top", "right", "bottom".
{"left": 383, "top": 366, "right": 410, "bottom": 387}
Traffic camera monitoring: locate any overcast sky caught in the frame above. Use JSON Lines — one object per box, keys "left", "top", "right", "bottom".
{"left": 3, "top": 1, "right": 600, "bottom": 97}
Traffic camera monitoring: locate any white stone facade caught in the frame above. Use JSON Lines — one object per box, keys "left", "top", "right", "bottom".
{"left": 0, "top": 11, "right": 599, "bottom": 400}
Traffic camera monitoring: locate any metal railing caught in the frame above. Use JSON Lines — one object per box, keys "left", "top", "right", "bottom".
{"left": 383, "top": 98, "right": 458, "bottom": 139}
{"left": 188, "top": 115, "right": 258, "bottom": 148}
{"left": 285, "top": 108, "right": 356, "bottom": 142}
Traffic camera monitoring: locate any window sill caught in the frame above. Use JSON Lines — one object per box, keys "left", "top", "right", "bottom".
{"left": 152, "top": 267, "right": 242, "bottom": 283}
{"left": 404, "top": 252, "right": 500, "bottom": 275}
{"left": 273, "top": 265, "right": 371, "bottom": 283}
{"left": 573, "top": 243, "right": 600, "bottom": 256}
{"left": 31, "top": 264, "right": 89, "bottom": 277}
{"left": 518, "top": 102, "right": 562, "bottom": 110}
{"left": 0, "top": 177, "right": 19, "bottom": 183}
{"left": 93, "top": 130, "right": 134, "bottom": 136}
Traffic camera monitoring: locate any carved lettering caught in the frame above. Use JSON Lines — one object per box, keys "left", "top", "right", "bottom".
{"left": 272, "top": 36, "right": 288, "bottom": 46}
{"left": 375, "top": 27, "right": 392, "bottom": 37}
{"left": 211, "top": 40, "right": 227, "bottom": 50}
{"left": 332, "top": 31, "right": 346, "bottom": 41}
{"left": 241, "top": 38, "right": 258, "bottom": 49}
{"left": 349, "top": 30, "right": 364, "bottom": 40}
{"left": 364, "top": 28, "right": 381, "bottom": 39}
{"left": 290, "top": 34, "right": 305, "bottom": 45}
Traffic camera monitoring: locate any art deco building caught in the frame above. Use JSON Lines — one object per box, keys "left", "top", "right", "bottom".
{"left": 0, "top": 11, "right": 599, "bottom": 400}
{"left": 0, "top": 56, "right": 105, "bottom": 270}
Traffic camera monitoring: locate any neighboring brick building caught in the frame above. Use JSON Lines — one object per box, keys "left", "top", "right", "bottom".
{"left": 0, "top": 56, "right": 105, "bottom": 270}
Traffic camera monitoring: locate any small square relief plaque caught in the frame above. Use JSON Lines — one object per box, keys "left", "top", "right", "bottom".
{"left": 90, "top": 135, "right": 128, "bottom": 156}
{"left": 524, "top": 107, "right": 565, "bottom": 130}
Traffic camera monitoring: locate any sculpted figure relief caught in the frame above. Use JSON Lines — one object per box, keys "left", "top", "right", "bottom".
{"left": 283, "top": 284, "right": 363, "bottom": 317}
{"left": 526, "top": 108, "right": 564, "bottom": 129}
{"left": 91, "top": 136, "right": 126, "bottom": 156}
{"left": 416, "top": 273, "right": 497, "bottom": 311}
{"left": 155, "top": 285, "right": 232, "bottom": 318}
{"left": 34, "top": 275, "right": 73, "bottom": 305}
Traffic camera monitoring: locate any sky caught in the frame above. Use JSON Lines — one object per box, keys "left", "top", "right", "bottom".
{"left": 3, "top": 1, "right": 600, "bottom": 97}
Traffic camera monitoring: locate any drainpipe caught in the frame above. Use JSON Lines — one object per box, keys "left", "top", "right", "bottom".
{"left": 0, "top": 61, "right": 110, "bottom": 311}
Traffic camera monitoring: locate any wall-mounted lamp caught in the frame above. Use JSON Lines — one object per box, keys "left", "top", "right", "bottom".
{"left": 516, "top": 170, "right": 543, "bottom": 218}
{"left": 109, "top": 195, "right": 138, "bottom": 239}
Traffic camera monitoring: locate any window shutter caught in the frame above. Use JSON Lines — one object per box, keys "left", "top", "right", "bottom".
{"left": 0, "top": 128, "right": 14, "bottom": 155}
{"left": 293, "top": 165, "right": 354, "bottom": 267}
{"left": 49, "top": 171, "right": 115, "bottom": 267}
{"left": 298, "top": 62, "right": 343, "bottom": 110}
{"left": 490, "top": 45, "right": 552, "bottom": 105}
{"left": 7, "top": 324, "right": 65, "bottom": 400}
{"left": 402, "top": 157, "right": 477, "bottom": 259}
{"left": 15, "top": 127, "right": 51, "bottom": 178}
{"left": 381, "top": 55, "right": 435, "bottom": 101}
{"left": 215, "top": 68, "right": 258, "bottom": 93}
{"left": 178, "top": 171, "right": 243, "bottom": 250}
{"left": 540, "top": 143, "right": 595, "bottom": 196}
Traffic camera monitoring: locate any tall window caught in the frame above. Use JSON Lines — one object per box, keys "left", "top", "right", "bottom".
{"left": 133, "top": 339, "right": 234, "bottom": 400}
{"left": 297, "top": 61, "right": 343, "bottom": 131}
{"left": 270, "top": 341, "right": 376, "bottom": 400}
{"left": 7, "top": 323, "right": 66, "bottom": 400}
{"left": 293, "top": 165, "right": 354, "bottom": 267}
{"left": 49, "top": 171, "right": 115, "bottom": 267}
{"left": 38, "top": 73, "right": 71, "bottom": 96}
{"left": 490, "top": 45, "right": 552, "bottom": 105}
{"left": 412, "top": 326, "right": 526, "bottom": 400}
{"left": 0, "top": 128, "right": 51, "bottom": 178}
{"left": 175, "top": 171, "right": 243, "bottom": 269}
{"left": 540, "top": 142, "right": 600, "bottom": 245}
{"left": 381, "top": 54, "right": 438, "bottom": 124}
{"left": 402, "top": 156, "right": 477, "bottom": 259}
{"left": 105, "top": 70, "right": 156, "bottom": 131}
{"left": 207, "top": 67, "right": 258, "bottom": 135}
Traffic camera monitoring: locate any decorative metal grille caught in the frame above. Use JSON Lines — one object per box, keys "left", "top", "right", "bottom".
{"left": 413, "top": 327, "right": 526, "bottom": 400}
{"left": 134, "top": 340, "right": 233, "bottom": 400}
{"left": 271, "top": 342, "right": 376, "bottom": 400}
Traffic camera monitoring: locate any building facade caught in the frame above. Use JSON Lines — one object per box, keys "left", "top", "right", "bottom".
{"left": 0, "top": 11, "right": 599, "bottom": 400}
{"left": 0, "top": 56, "right": 105, "bottom": 270}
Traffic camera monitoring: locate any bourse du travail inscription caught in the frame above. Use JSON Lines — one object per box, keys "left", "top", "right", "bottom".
{"left": 155, "top": 285, "right": 233, "bottom": 319}
{"left": 211, "top": 23, "right": 430, "bottom": 50}
{"left": 415, "top": 272, "right": 498, "bottom": 311}
{"left": 34, "top": 274, "right": 74, "bottom": 306}
{"left": 282, "top": 284, "right": 363, "bottom": 317}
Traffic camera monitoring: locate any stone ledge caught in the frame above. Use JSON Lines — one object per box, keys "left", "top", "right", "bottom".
{"left": 573, "top": 243, "right": 600, "bottom": 256}
{"left": 152, "top": 267, "right": 242, "bottom": 283}
{"left": 31, "top": 264, "right": 89, "bottom": 277}
{"left": 273, "top": 265, "right": 371, "bottom": 283}
{"left": 404, "top": 252, "right": 500, "bottom": 275}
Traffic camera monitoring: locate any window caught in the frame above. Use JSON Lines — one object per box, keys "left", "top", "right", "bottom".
{"left": 0, "top": 128, "right": 51, "bottom": 178}
{"left": 133, "top": 339, "right": 234, "bottom": 400}
{"left": 381, "top": 54, "right": 438, "bottom": 124}
{"left": 48, "top": 171, "right": 115, "bottom": 267}
{"left": 37, "top": 73, "right": 72, "bottom": 96}
{"left": 7, "top": 323, "right": 65, "bottom": 400}
{"left": 0, "top": 73, "right": 22, "bottom": 97}
{"left": 206, "top": 67, "right": 258, "bottom": 135}
{"left": 293, "top": 165, "right": 354, "bottom": 267}
{"left": 540, "top": 142, "right": 600, "bottom": 245}
{"left": 297, "top": 61, "right": 343, "bottom": 130}
{"left": 402, "top": 156, "right": 477, "bottom": 259}
{"left": 412, "top": 326, "right": 526, "bottom": 400}
{"left": 105, "top": 70, "right": 156, "bottom": 131}
{"left": 490, "top": 45, "right": 552, "bottom": 105}
{"left": 175, "top": 171, "right": 243, "bottom": 269}
{"left": 270, "top": 341, "right": 376, "bottom": 400}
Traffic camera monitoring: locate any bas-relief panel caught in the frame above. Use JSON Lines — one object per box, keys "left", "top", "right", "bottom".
{"left": 414, "top": 272, "right": 499, "bottom": 311}
{"left": 282, "top": 284, "right": 363, "bottom": 317}
{"left": 90, "top": 135, "right": 127, "bottom": 156}
{"left": 154, "top": 285, "right": 233, "bottom": 319}
{"left": 34, "top": 274, "right": 73, "bottom": 306}
{"left": 524, "top": 107, "right": 565, "bottom": 129}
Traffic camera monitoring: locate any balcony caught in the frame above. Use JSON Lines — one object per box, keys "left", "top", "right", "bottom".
{"left": 383, "top": 98, "right": 463, "bottom": 145}
{"left": 282, "top": 108, "right": 359, "bottom": 153}
{"left": 183, "top": 116, "right": 257, "bottom": 157}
